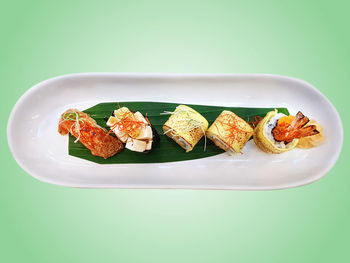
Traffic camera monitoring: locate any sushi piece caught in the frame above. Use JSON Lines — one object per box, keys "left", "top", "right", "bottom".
{"left": 106, "top": 106, "right": 157, "bottom": 153}
{"left": 107, "top": 107, "right": 142, "bottom": 139}
{"left": 253, "top": 109, "right": 320, "bottom": 154}
{"left": 58, "top": 109, "right": 124, "bottom": 159}
{"left": 206, "top": 110, "right": 253, "bottom": 154}
{"left": 162, "top": 105, "right": 209, "bottom": 152}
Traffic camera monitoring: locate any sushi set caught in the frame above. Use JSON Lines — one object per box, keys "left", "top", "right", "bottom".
{"left": 7, "top": 73, "right": 343, "bottom": 189}
{"left": 58, "top": 105, "right": 322, "bottom": 160}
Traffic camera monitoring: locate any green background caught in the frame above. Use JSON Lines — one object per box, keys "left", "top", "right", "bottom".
{"left": 1, "top": 0, "right": 348, "bottom": 262}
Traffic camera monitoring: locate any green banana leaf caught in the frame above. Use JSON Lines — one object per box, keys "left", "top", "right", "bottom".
{"left": 68, "top": 102, "right": 289, "bottom": 164}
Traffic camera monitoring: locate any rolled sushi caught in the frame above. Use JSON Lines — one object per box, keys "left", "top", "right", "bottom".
{"left": 206, "top": 110, "right": 254, "bottom": 154}
{"left": 162, "top": 105, "right": 209, "bottom": 152}
{"left": 254, "top": 109, "right": 319, "bottom": 154}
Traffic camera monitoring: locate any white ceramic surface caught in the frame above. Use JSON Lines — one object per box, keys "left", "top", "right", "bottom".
{"left": 7, "top": 73, "right": 343, "bottom": 190}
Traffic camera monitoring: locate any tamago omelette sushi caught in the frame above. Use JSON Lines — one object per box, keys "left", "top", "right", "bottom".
{"left": 162, "top": 105, "right": 209, "bottom": 152}
{"left": 206, "top": 110, "right": 254, "bottom": 154}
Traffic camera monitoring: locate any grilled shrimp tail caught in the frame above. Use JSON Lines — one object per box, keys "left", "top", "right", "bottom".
{"left": 295, "top": 125, "right": 320, "bottom": 138}
{"left": 290, "top": 111, "right": 310, "bottom": 129}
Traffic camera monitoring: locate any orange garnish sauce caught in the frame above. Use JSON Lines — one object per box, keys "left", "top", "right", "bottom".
{"left": 107, "top": 110, "right": 147, "bottom": 138}
{"left": 145, "top": 113, "right": 151, "bottom": 125}
{"left": 250, "top": 115, "right": 263, "bottom": 128}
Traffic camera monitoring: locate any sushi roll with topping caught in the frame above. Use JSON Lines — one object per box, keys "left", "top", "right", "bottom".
{"left": 254, "top": 109, "right": 320, "bottom": 154}
{"left": 106, "top": 106, "right": 158, "bottom": 153}
{"left": 206, "top": 110, "right": 254, "bottom": 155}
{"left": 58, "top": 109, "right": 124, "bottom": 159}
{"left": 162, "top": 105, "right": 209, "bottom": 152}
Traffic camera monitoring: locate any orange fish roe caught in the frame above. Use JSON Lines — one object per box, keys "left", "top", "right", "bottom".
{"left": 276, "top": 115, "right": 295, "bottom": 128}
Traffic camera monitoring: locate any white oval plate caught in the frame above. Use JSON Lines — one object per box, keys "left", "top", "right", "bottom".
{"left": 7, "top": 73, "right": 343, "bottom": 190}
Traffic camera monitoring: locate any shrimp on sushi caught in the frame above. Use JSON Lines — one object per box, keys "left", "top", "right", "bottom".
{"left": 254, "top": 109, "right": 320, "bottom": 154}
